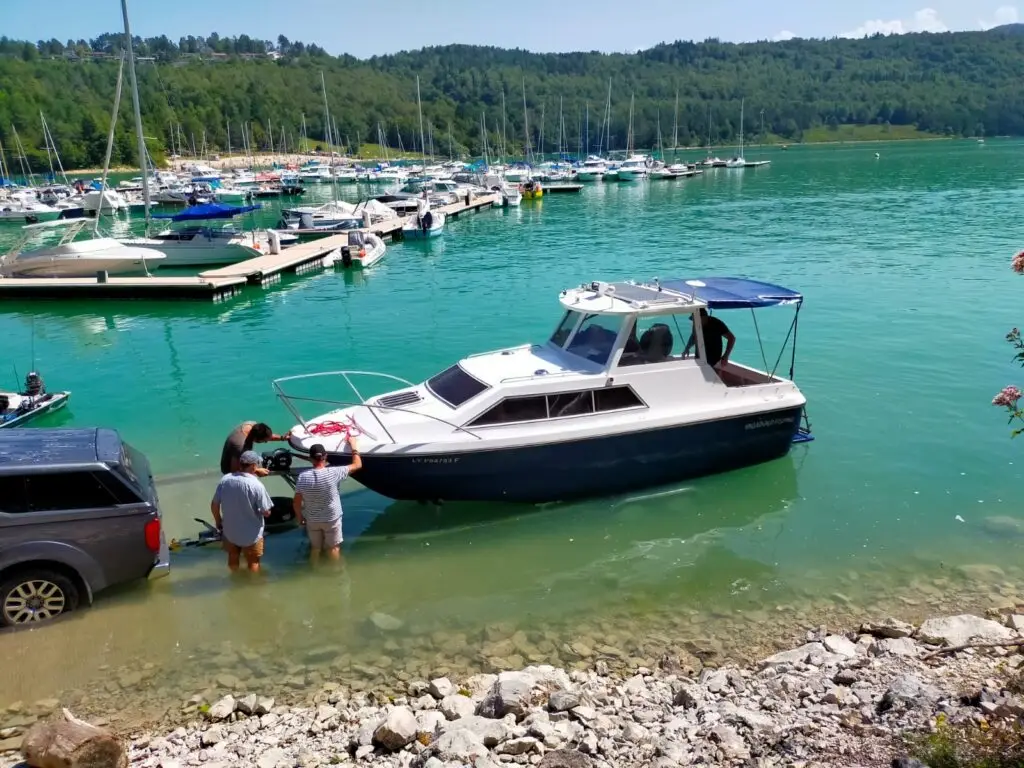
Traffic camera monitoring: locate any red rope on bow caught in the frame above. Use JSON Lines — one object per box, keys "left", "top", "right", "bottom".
{"left": 308, "top": 417, "right": 363, "bottom": 438}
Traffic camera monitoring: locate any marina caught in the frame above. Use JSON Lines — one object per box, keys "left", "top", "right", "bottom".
{"left": 0, "top": 193, "right": 502, "bottom": 298}
{"left": 2, "top": 3, "right": 1024, "bottom": 755}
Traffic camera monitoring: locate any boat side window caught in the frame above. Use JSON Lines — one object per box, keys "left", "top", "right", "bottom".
{"left": 550, "top": 311, "right": 580, "bottom": 347}
{"left": 22, "top": 470, "right": 142, "bottom": 512}
{"left": 548, "top": 391, "right": 595, "bottom": 418}
{"left": 594, "top": 386, "right": 645, "bottom": 412}
{"left": 565, "top": 313, "right": 623, "bottom": 365}
{"left": 619, "top": 316, "right": 686, "bottom": 366}
{"left": 426, "top": 364, "right": 490, "bottom": 408}
{"left": 470, "top": 396, "right": 548, "bottom": 426}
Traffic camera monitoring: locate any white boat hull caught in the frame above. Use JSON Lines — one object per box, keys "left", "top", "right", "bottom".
{"left": 126, "top": 237, "right": 259, "bottom": 267}
{"left": 2, "top": 238, "right": 166, "bottom": 278}
{"left": 0, "top": 206, "right": 62, "bottom": 224}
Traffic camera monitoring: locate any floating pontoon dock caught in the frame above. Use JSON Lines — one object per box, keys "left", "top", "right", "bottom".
{"left": 0, "top": 194, "right": 501, "bottom": 301}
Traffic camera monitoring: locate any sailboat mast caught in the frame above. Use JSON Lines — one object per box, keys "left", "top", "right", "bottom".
{"left": 521, "top": 78, "right": 531, "bottom": 164}
{"left": 121, "top": 0, "right": 151, "bottom": 226}
{"left": 40, "top": 113, "right": 56, "bottom": 182}
{"left": 500, "top": 88, "right": 507, "bottom": 162}
{"left": 604, "top": 78, "right": 612, "bottom": 156}
{"left": 95, "top": 51, "right": 125, "bottom": 234}
{"left": 416, "top": 76, "right": 426, "bottom": 161}
{"left": 739, "top": 98, "right": 744, "bottom": 158}
{"left": 673, "top": 90, "right": 679, "bottom": 150}
{"left": 585, "top": 102, "right": 589, "bottom": 156}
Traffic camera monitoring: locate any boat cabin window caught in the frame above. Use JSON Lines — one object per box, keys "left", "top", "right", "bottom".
{"left": 469, "top": 386, "right": 645, "bottom": 427}
{"left": 565, "top": 313, "right": 623, "bottom": 365}
{"left": 426, "top": 364, "right": 490, "bottom": 408}
{"left": 618, "top": 314, "right": 693, "bottom": 367}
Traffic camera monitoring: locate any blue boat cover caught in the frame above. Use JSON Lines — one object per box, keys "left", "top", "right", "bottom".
{"left": 152, "top": 203, "right": 261, "bottom": 221}
{"left": 660, "top": 277, "right": 802, "bottom": 309}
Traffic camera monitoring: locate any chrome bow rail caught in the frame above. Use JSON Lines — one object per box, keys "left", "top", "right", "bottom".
{"left": 272, "top": 370, "right": 483, "bottom": 445}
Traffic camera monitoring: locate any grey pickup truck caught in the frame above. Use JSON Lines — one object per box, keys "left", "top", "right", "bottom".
{"left": 0, "top": 428, "right": 169, "bottom": 627}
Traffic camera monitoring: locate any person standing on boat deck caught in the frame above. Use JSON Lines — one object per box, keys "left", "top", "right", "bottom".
{"left": 293, "top": 438, "right": 362, "bottom": 565}
{"left": 684, "top": 308, "right": 736, "bottom": 368}
{"left": 417, "top": 189, "right": 432, "bottom": 234}
{"left": 220, "top": 421, "right": 288, "bottom": 477}
{"left": 211, "top": 451, "right": 273, "bottom": 573}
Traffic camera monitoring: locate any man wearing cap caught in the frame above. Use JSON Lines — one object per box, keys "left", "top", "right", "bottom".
{"left": 211, "top": 450, "right": 274, "bottom": 573}
{"left": 293, "top": 436, "right": 362, "bottom": 565}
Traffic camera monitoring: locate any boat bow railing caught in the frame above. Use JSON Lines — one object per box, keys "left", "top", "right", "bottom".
{"left": 272, "top": 370, "right": 484, "bottom": 445}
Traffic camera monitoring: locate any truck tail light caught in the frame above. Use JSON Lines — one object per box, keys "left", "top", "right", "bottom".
{"left": 144, "top": 519, "right": 161, "bottom": 553}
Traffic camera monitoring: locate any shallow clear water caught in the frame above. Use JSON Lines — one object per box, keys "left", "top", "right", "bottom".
{"left": 2, "top": 141, "right": 1024, "bottom": 720}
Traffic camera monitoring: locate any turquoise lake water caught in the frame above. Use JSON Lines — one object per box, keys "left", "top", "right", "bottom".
{"left": 2, "top": 140, "right": 1024, "bottom": 716}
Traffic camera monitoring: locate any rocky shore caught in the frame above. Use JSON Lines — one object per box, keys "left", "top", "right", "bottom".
{"left": 5, "top": 612, "right": 1024, "bottom": 768}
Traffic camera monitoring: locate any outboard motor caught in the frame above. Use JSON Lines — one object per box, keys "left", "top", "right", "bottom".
{"left": 261, "top": 448, "right": 293, "bottom": 473}
{"left": 23, "top": 372, "right": 44, "bottom": 397}
{"left": 0, "top": 394, "right": 9, "bottom": 412}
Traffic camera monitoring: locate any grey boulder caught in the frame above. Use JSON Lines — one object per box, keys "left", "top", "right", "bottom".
{"left": 917, "top": 615, "right": 1014, "bottom": 647}
{"left": 373, "top": 706, "right": 418, "bottom": 751}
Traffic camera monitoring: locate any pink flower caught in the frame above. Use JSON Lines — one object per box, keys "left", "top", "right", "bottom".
{"left": 1013, "top": 251, "right": 1024, "bottom": 274}
{"left": 993, "top": 385, "right": 1023, "bottom": 407}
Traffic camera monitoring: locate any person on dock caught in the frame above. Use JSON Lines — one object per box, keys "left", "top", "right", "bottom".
{"left": 292, "top": 438, "right": 362, "bottom": 565}
{"left": 684, "top": 308, "right": 736, "bottom": 368}
{"left": 417, "top": 189, "right": 433, "bottom": 234}
{"left": 220, "top": 421, "right": 288, "bottom": 477}
{"left": 211, "top": 450, "right": 273, "bottom": 574}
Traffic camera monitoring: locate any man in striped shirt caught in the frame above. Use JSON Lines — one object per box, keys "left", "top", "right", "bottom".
{"left": 293, "top": 438, "right": 362, "bottom": 564}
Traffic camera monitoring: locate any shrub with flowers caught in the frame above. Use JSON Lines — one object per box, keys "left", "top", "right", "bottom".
{"left": 994, "top": 250, "right": 1024, "bottom": 435}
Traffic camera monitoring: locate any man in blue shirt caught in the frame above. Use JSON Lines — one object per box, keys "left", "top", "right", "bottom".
{"left": 211, "top": 450, "right": 273, "bottom": 573}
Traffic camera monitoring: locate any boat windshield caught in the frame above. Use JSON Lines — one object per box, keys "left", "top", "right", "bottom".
{"left": 564, "top": 313, "right": 624, "bottom": 365}
{"left": 549, "top": 310, "right": 581, "bottom": 347}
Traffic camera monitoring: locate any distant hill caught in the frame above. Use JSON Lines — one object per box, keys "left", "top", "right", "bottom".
{"left": 1, "top": 28, "right": 1023, "bottom": 171}
{"left": 988, "top": 23, "right": 1024, "bottom": 34}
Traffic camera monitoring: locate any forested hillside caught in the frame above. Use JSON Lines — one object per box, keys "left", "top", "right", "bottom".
{"left": 2, "top": 26, "right": 1024, "bottom": 170}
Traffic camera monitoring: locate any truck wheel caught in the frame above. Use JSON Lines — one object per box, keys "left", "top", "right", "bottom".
{"left": 0, "top": 569, "right": 80, "bottom": 626}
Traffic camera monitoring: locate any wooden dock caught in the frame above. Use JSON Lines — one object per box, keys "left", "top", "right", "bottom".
{"left": 0, "top": 274, "right": 246, "bottom": 301}
{"left": 0, "top": 194, "right": 501, "bottom": 301}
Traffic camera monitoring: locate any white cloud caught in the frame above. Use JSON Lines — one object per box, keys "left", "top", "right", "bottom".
{"left": 840, "top": 7, "right": 948, "bottom": 38}
{"left": 773, "top": 30, "right": 795, "bottom": 41}
{"left": 979, "top": 5, "right": 1020, "bottom": 29}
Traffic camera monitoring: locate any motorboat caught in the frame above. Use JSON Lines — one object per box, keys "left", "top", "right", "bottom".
{"left": 0, "top": 199, "right": 62, "bottom": 225}
{"left": 334, "top": 168, "right": 359, "bottom": 184}
{"left": 125, "top": 202, "right": 295, "bottom": 267}
{"left": 213, "top": 185, "right": 252, "bottom": 203}
{"left": 82, "top": 189, "right": 130, "bottom": 214}
{"left": 1, "top": 372, "right": 70, "bottom": 429}
{"left": 495, "top": 181, "right": 522, "bottom": 207}
{"left": 276, "top": 276, "right": 811, "bottom": 503}
{"left": 576, "top": 156, "right": 607, "bottom": 182}
{"left": 336, "top": 231, "right": 387, "bottom": 269}
{"left": 402, "top": 210, "right": 446, "bottom": 239}
{"left": 616, "top": 154, "right": 650, "bottom": 181}
{"left": 503, "top": 165, "right": 531, "bottom": 183}
{"left": 0, "top": 220, "right": 166, "bottom": 277}
{"left": 299, "top": 164, "right": 333, "bottom": 184}
{"left": 280, "top": 200, "right": 362, "bottom": 230}
{"left": 651, "top": 164, "right": 694, "bottom": 180}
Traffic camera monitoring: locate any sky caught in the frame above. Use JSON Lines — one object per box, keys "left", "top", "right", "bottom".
{"left": 3, "top": 0, "right": 1021, "bottom": 57}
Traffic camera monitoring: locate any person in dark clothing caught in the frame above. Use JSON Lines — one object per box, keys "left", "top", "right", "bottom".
{"left": 220, "top": 422, "right": 288, "bottom": 477}
{"left": 683, "top": 308, "right": 736, "bottom": 368}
